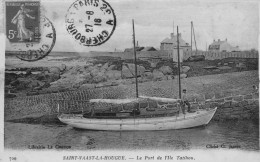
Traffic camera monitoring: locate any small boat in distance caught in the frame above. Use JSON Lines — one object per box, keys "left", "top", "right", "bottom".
{"left": 57, "top": 20, "right": 217, "bottom": 131}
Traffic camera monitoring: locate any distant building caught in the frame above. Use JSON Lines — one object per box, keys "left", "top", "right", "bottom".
{"left": 124, "top": 46, "right": 157, "bottom": 52}
{"left": 124, "top": 47, "right": 144, "bottom": 52}
{"left": 142, "top": 46, "right": 157, "bottom": 51}
{"left": 208, "top": 39, "right": 240, "bottom": 52}
{"left": 160, "top": 33, "right": 191, "bottom": 62}
{"left": 160, "top": 33, "right": 191, "bottom": 52}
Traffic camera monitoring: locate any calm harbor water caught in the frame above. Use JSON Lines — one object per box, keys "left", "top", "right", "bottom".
{"left": 5, "top": 120, "right": 259, "bottom": 151}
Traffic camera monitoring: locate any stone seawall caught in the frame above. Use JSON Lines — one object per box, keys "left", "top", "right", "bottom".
{"left": 188, "top": 91, "right": 259, "bottom": 121}
{"left": 6, "top": 90, "right": 258, "bottom": 122}
{"left": 50, "top": 90, "right": 259, "bottom": 121}
{"left": 88, "top": 51, "right": 258, "bottom": 61}
{"left": 183, "top": 51, "right": 258, "bottom": 60}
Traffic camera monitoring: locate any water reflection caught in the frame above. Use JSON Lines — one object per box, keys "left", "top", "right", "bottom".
{"left": 5, "top": 120, "right": 259, "bottom": 150}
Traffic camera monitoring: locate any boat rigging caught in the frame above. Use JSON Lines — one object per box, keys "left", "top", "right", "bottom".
{"left": 57, "top": 20, "right": 217, "bottom": 131}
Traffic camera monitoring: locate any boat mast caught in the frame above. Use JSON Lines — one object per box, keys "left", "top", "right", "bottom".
{"left": 191, "top": 21, "right": 198, "bottom": 53}
{"left": 191, "top": 21, "right": 192, "bottom": 51}
{"left": 132, "top": 19, "right": 139, "bottom": 98}
{"left": 177, "top": 26, "right": 182, "bottom": 99}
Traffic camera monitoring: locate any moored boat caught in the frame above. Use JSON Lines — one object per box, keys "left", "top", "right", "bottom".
{"left": 58, "top": 98, "right": 217, "bottom": 131}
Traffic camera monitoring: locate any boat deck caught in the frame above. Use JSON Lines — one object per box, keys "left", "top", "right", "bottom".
{"left": 60, "top": 111, "right": 197, "bottom": 119}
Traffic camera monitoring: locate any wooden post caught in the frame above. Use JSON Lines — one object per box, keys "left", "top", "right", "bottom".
{"left": 133, "top": 19, "right": 139, "bottom": 98}
{"left": 177, "top": 26, "right": 182, "bottom": 99}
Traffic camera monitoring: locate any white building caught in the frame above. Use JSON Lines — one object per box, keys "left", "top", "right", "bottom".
{"left": 208, "top": 39, "right": 240, "bottom": 52}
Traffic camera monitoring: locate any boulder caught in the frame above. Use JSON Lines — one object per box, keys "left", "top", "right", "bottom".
{"left": 203, "top": 66, "right": 218, "bottom": 70}
{"left": 122, "top": 79, "right": 133, "bottom": 85}
{"left": 100, "top": 63, "right": 109, "bottom": 71}
{"left": 92, "top": 75, "right": 107, "bottom": 83}
{"left": 66, "top": 66, "right": 80, "bottom": 75}
{"left": 49, "top": 74, "right": 86, "bottom": 88}
{"left": 166, "top": 75, "right": 174, "bottom": 80}
{"left": 236, "top": 62, "right": 246, "bottom": 71}
{"left": 78, "top": 66, "right": 86, "bottom": 73}
{"left": 218, "top": 66, "right": 232, "bottom": 70}
{"left": 44, "top": 72, "right": 60, "bottom": 83}
{"left": 127, "top": 64, "right": 146, "bottom": 76}
{"left": 142, "top": 71, "right": 153, "bottom": 80}
{"left": 137, "top": 65, "right": 146, "bottom": 75}
{"left": 173, "top": 74, "right": 187, "bottom": 79}
{"left": 10, "top": 79, "right": 20, "bottom": 87}
{"left": 85, "top": 62, "right": 94, "bottom": 67}
{"left": 107, "top": 65, "right": 116, "bottom": 71}
{"left": 159, "top": 66, "right": 172, "bottom": 75}
{"left": 105, "top": 70, "right": 121, "bottom": 80}
{"left": 28, "top": 80, "right": 45, "bottom": 89}
{"left": 122, "top": 65, "right": 134, "bottom": 78}
{"left": 186, "top": 55, "right": 205, "bottom": 62}
{"left": 180, "top": 73, "right": 187, "bottom": 78}
{"left": 37, "top": 80, "right": 45, "bottom": 87}
{"left": 86, "top": 65, "right": 95, "bottom": 73}
{"left": 150, "top": 62, "right": 158, "bottom": 68}
{"left": 12, "top": 78, "right": 31, "bottom": 90}
{"left": 102, "top": 81, "right": 115, "bottom": 87}
{"left": 5, "top": 73, "right": 18, "bottom": 85}
{"left": 90, "top": 68, "right": 100, "bottom": 77}
{"left": 49, "top": 67, "right": 60, "bottom": 75}
{"left": 26, "top": 91, "right": 39, "bottom": 96}
{"left": 236, "top": 62, "right": 246, "bottom": 68}
{"left": 5, "top": 93, "right": 17, "bottom": 98}
{"left": 152, "top": 69, "right": 165, "bottom": 81}
{"left": 82, "top": 72, "right": 92, "bottom": 83}
{"left": 72, "top": 83, "right": 81, "bottom": 89}
{"left": 36, "top": 73, "right": 46, "bottom": 81}
{"left": 181, "top": 66, "right": 190, "bottom": 73}
{"left": 25, "top": 69, "right": 32, "bottom": 75}
{"left": 11, "top": 78, "right": 46, "bottom": 90}
{"left": 60, "top": 64, "right": 66, "bottom": 71}
{"left": 80, "top": 83, "right": 95, "bottom": 89}
{"left": 95, "top": 83, "right": 105, "bottom": 88}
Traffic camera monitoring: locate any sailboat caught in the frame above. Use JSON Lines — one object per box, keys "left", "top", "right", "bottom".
{"left": 57, "top": 20, "right": 217, "bottom": 131}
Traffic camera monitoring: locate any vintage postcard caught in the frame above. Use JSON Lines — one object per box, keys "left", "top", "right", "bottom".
{"left": 0, "top": 0, "right": 259, "bottom": 161}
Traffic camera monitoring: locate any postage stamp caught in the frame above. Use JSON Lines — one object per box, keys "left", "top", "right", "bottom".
{"left": 5, "top": 1, "right": 40, "bottom": 43}
{"left": 65, "top": 0, "right": 116, "bottom": 46}
{"left": 13, "top": 16, "right": 56, "bottom": 61}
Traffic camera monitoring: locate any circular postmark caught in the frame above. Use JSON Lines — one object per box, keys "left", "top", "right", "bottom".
{"left": 65, "top": 0, "right": 116, "bottom": 46}
{"left": 11, "top": 16, "right": 56, "bottom": 61}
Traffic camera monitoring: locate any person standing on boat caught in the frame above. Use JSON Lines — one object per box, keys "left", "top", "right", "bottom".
{"left": 181, "top": 89, "right": 191, "bottom": 113}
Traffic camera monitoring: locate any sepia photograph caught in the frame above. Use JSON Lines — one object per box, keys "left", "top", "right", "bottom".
{"left": 1, "top": 0, "right": 259, "bottom": 161}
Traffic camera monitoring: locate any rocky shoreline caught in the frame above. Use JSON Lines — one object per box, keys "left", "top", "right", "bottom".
{"left": 5, "top": 57, "right": 258, "bottom": 98}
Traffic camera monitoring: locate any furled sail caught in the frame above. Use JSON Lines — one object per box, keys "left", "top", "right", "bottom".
{"left": 89, "top": 98, "right": 143, "bottom": 104}
{"left": 139, "top": 96, "right": 181, "bottom": 103}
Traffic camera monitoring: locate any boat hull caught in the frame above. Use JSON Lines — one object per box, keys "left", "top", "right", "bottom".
{"left": 58, "top": 108, "right": 217, "bottom": 131}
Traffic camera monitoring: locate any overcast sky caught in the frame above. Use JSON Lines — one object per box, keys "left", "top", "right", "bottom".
{"left": 4, "top": 0, "right": 259, "bottom": 53}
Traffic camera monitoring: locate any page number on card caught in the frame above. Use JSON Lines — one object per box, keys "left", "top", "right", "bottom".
{"left": 9, "top": 157, "right": 17, "bottom": 161}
